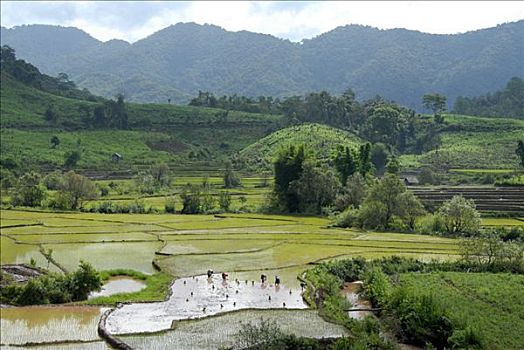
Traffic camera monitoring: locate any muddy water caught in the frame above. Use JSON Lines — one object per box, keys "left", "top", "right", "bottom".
{"left": 106, "top": 273, "right": 308, "bottom": 334}
{"left": 0, "top": 306, "right": 106, "bottom": 345}
{"left": 341, "top": 281, "right": 373, "bottom": 320}
{"left": 89, "top": 276, "right": 146, "bottom": 299}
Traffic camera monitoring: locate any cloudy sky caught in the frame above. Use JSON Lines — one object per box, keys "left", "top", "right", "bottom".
{"left": 1, "top": 1, "right": 523, "bottom": 43}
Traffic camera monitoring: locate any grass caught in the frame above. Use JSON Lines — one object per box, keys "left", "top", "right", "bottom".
{"left": 397, "top": 272, "right": 524, "bottom": 350}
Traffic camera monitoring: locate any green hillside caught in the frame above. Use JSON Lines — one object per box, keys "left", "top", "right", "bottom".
{"left": 238, "top": 123, "right": 363, "bottom": 171}
{"left": 0, "top": 67, "right": 282, "bottom": 173}
{"left": 400, "top": 114, "right": 524, "bottom": 170}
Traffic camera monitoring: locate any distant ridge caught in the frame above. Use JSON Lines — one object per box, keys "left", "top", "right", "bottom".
{"left": 2, "top": 21, "right": 523, "bottom": 109}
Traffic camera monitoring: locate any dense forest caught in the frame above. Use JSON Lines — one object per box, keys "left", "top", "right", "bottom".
{"left": 1, "top": 21, "right": 523, "bottom": 110}
{"left": 453, "top": 77, "right": 524, "bottom": 119}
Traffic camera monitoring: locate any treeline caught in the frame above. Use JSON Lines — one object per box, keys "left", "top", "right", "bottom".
{"left": 190, "top": 90, "right": 441, "bottom": 154}
{"left": 0, "top": 45, "right": 101, "bottom": 102}
{"left": 453, "top": 77, "right": 524, "bottom": 119}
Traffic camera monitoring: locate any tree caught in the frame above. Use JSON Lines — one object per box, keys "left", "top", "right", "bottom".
{"left": 358, "top": 174, "right": 409, "bottom": 229}
{"left": 12, "top": 172, "right": 46, "bottom": 207}
{"left": 68, "top": 260, "right": 102, "bottom": 301}
{"left": 358, "top": 143, "right": 373, "bottom": 176}
{"left": 334, "top": 173, "right": 368, "bottom": 211}
{"left": 58, "top": 171, "right": 97, "bottom": 209}
{"left": 289, "top": 163, "right": 340, "bottom": 214}
{"left": 370, "top": 143, "right": 389, "bottom": 175}
{"left": 333, "top": 146, "right": 357, "bottom": 184}
{"left": 422, "top": 93, "right": 447, "bottom": 123}
{"left": 50, "top": 135, "right": 60, "bottom": 148}
{"left": 223, "top": 162, "right": 241, "bottom": 188}
{"left": 64, "top": 150, "right": 81, "bottom": 168}
{"left": 273, "top": 145, "right": 306, "bottom": 212}
{"left": 437, "top": 195, "right": 481, "bottom": 236}
{"left": 385, "top": 157, "right": 401, "bottom": 174}
{"left": 397, "top": 191, "right": 426, "bottom": 231}
{"left": 180, "top": 184, "right": 202, "bottom": 214}
{"left": 516, "top": 140, "right": 524, "bottom": 168}
{"left": 219, "top": 191, "right": 232, "bottom": 212}
{"left": 150, "top": 162, "right": 170, "bottom": 187}
{"left": 134, "top": 172, "right": 155, "bottom": 194}
{"left": 44, "top": 106, "right": 57, "bottom": 124}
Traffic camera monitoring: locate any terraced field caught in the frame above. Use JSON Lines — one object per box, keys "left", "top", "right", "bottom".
{"left": 0, "top": 209, "right": 462, "bottom": 348}
{"left": 410, "top": 186, "right": 524, "bottom": 214}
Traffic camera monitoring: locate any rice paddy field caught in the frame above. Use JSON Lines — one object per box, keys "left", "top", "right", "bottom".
{"left": 0, "top": 206, "right": 518, "bottom": 348}
{"left": 120, "top": 309, "right": 348, "bottom": 350}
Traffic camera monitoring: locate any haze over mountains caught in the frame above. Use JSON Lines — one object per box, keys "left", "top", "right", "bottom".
{"left": 1, "top": 20, "right": 523, "bottom": 109}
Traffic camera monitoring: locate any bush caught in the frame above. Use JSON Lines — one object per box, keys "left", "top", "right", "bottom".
{"left": 164, "top": 196, "right": 176, "bottom": 213}
{"left": 334, "top": 207, "right": 360, "bottom": 228}
{"left": 361, "top": 267, "right": 391, "bottom": 307}
{"left": 1, "top": 261, "right": 101, "bottom": 306}
{"left": 415, "top": 214, "right": 446, "bottom": 235}
{"left": 437, "top": 196, "right": 481, "bottom": 236}
{"left": 387, "top": 289, "right": 454, "bottom": 348}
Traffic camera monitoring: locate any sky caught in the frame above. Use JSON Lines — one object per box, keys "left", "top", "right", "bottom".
{"left": 1, "top": 1, "right": 523, "bottom": 43}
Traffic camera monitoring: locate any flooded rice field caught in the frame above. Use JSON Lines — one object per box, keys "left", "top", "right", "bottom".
{"left": 0, "top": 306, "right": 105, "bottom": 346}
{"left": 106, "top": 273, "right": 308, "bottom": 334}
{"left": 88, "top": 276, "right": 146, "bottom": 299}
{"left": 120, "top": 309, "right": 348, "bottom": 350}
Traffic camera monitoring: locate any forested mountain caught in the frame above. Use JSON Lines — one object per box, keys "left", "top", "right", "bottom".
{"left": 1, "top": 21, "right": 523, "bottom": 110}
{"left": 453, "top": 77, "right": 524, "bottom": 119}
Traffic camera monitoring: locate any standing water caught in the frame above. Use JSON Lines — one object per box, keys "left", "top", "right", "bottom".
{"left": 106, "top": 273, "right": 307, "bottom": 334}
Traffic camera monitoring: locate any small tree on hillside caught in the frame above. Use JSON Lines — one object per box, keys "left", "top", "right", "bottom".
{"left": 50, "top": 136, "right": 60, "bottom": 149}
{"left": 64, "top": 150, "right": 81, "bottom": 168}
{"left": 45, "top": 106, "right": 57, "bottom": 124}
{"left": 150, "top": 162, "right": 171, "bottom": 187}
{"left": 437, "top": 195, "right": 481, "bottom": 236}
{"left": 422, "top": 93, "right": 447, "bottom": 124}
{"left": 516, "top": 140, "right": 524, "bottom": 168}
{"left": 223, "top": 162, "right": 241, "bottom": 188}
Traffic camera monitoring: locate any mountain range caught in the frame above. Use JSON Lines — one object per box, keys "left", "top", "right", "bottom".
{"left": 1, "top": 21, "right": 523, "bottom": 109}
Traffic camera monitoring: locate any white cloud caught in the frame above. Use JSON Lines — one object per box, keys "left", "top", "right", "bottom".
{"left": 1, "top": 1, "right": 523, "bottom": 43}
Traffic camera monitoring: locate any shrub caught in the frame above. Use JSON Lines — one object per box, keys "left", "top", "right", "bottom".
{"left": 437, "top": 196, "right": 481, "bottom": 236}
{"left": 387, "top": 288, "right": 454, "bottom": 348}
{"left": 361, "top": 267, "right": 391, "bottom": 307}
{"left": 334, "top": 207, "right": 360, "bottom": 228}
{"left": 1, "top": 261, "right": 101, "bottom": 306}
{"left": 164, "top": 196, "right": 176, "bottom": 213}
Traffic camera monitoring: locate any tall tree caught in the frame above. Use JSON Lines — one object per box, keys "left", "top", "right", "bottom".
{"left": 422, "top": 93, "right": 447, "bottom": 123}
{"left": 333, "top": 146, "right": 357, "bottom": 184}
{"left": 273, "top": 145, "right": 306, "bottom": 212}
{"left": 358, "top": 143, "right": 372, "bottom": 176}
